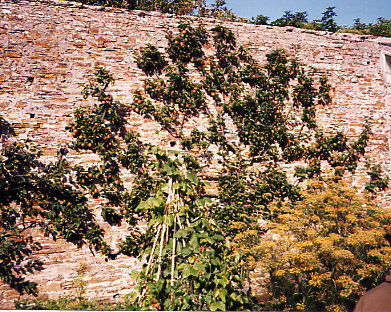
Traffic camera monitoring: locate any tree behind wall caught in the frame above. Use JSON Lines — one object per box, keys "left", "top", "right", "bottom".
{"left": 314, "top": 6, "right": 338, "bottom": 32}
{"left": 74, "top": 0, "right": 238, "bottom": 20}
{"left": 270, "top": 11, "right": 308, "bottom": 28}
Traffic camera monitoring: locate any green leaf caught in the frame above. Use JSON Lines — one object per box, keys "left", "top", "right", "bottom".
{"left": 211, "top": 257, "right": 221, "bottom": 266}
{"left": 163, "top": 214, "right": 174, "bottom": 226}
{"left": 212, "top": 234, "right": 225, "bottom": 241}
{"left": 181, "top": 245, "right": 192, "bottom": 257}
{"left": 186, "top": 172, "right": 199, "bottom": 184}
{"left": 194, "top": 261, "right": 206, "bottom": 274}
{"left": 194, "top": 281, "right": 201, "bottom": 289}
{"left": 230, "top": 292, "right": 244, "bottom": 304}
{"left": 180, "top": 263, "right": 197, "bottom": 278}
{"left": 162, "top": 163, "right": 177, "bottom": 176}
{"left": 215, "top": 276, "right": 228, "bottom": 287}
{"left": 190, "top": 266, "right": 198, "bottom": 277}
{"left": 150, "top": 197, "right": 164, "bottom": 208}
{"left": 175, "top": 229, "right": 189, "bottom": 238}
{"left": 203, "top": 236, "right": 215, "bottom": 244}
{"left": 196, "top": 197, "right": 212, "bottom": 207}
{"left": 139, "top": 196, "right": 164, "bottom": 211}
{"left": 214, "top": 287, "right": 228, "bottom": 303}
{"left": 130, "top": 269, "right": 140, "bottom": 280}
{"left": 136, "top": 200, "right": 148, "bottom": 210}
{"left": 125, "top": 291, "right": 138, "bottom": 302}
{"left": 210, "top": 301, "right": 226, "bottom": 311}
{"left": 189, "top": 233, "right": 200, "bottom": 249}
{"left": 161, "top": 182, "right": 170, "bottom": 193}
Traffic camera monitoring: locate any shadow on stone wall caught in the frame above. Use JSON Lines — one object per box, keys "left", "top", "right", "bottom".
{"left": 0, "top": 116, "right": 15, "bottom": 140}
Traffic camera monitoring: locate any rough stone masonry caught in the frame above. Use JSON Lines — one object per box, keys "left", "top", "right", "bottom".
{"left": 1, "top": 0, "right": 391, "bottom": 307}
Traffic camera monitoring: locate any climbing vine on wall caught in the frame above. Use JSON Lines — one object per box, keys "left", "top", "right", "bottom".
{"left": 63, "top": 65, "right": 254, "bottom": 310}
{"left": 128, "top": 21, "right": 389, "bottom": 309}
{"left": 132, "top": 22, "right": 387, "bottom": 229}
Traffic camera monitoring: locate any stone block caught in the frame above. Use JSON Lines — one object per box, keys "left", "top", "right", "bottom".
{"left": 41, "top": 283, "right": 63, "bottom": 292}
{"left": 3, "top": 49, "right": 22, "bottom": 58}
{"left": 35, "top": 40, "right": 52, "bottom": 47}
{"left": 16, "top": 101, "right": 27, "bottom": 108}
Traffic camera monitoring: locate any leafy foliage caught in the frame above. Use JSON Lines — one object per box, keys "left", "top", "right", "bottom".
{"left": 68, "top": 62, "right": 255, "bottom": 310}
{"left": 343, "top": 17, "right": 391, "bottom": 38}
{"left": 126, "top": 155, "right": 251, "bottom": 310}
{"left": 270, "top": 11, "right": 308, "bottom": 28}
{"left": 252, "top": 6, "right": 339, "bottom": 32}
{"left": 252, "top": 14, "right": 270, "bottom": 25}
{"left": 136, "top": 44, "right": 168, "bottom": 76}
{"left": 72, "top": 0, "right": 390, "bottom": 37}
{"left": 365, "top": 163, "right": 390, "bottom": 194}
{"left": 313, "top": 7, "right": 338, "bottom": 32}
{"left": 131, "top": 22, "right": 388, "bottom": 310}
{"left": 133, "top": 22, "right": 378, "bottom": 233}
{"left": 0, "top": 116, "right": 15, "bottom": 139}
{"left": 0, "top": 142, "right": 106, "bottom": 295}
{"left": 72, "top": 0, "right": 239, "bottom": 20}
{"left": 252, "top": 179, "right": 391, "bottom": 312}
{"left": 367, "top": 18, "right": 391, "bottom": 37}
{"left": 198, "top": 0, "right": 239, "bottom": 21}
{"left": 253, "top": 6, "right": 390, "bottom": 37}
{"left": 75, "top": 0, "right": 204, "bottom": 14}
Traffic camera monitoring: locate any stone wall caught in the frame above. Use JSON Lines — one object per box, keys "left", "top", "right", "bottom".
{"left": 1, "top": 0, "right": 391, "bottom": 308}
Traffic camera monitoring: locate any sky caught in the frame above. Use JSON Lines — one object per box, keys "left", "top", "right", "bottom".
{"left": 221, "top": 0, "right": 390, "bottom": 26}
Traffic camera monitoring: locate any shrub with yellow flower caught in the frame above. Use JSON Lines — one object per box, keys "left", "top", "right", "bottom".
{"left": 249, "top": 178, "right": 391, "bottom": 311}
